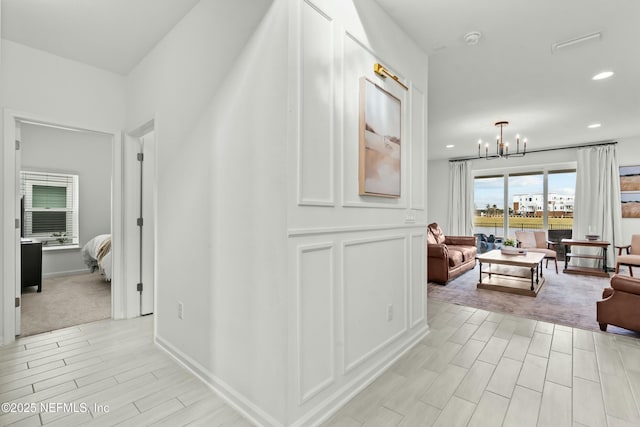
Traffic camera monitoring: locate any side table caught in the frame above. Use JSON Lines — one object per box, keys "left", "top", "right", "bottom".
{"left": 561, "top": 238, "right": 610, "bottom": 277}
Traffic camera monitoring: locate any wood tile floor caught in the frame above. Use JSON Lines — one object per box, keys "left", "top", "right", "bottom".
{"left": 4, "top": 300, "right": 640, "bottom": 426}
{"left": 0, "top": 316, "right": 252, "bottom": 426}
{"left": 324, "top": 299, "right": 640, "bottom": 427}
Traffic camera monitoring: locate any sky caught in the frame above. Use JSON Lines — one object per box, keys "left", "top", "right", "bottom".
{"left": 621, "top": 192, "right": 640, "bottom": 203}
{"left": 474, "top": 172, "right": 576, "bottom": 210}
{"left": 620, "top": 166, "right": 640, "bottom": 176}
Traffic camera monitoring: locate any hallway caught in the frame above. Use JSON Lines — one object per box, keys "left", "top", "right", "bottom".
{"left": 0, "top": 316, "right": 250, "bottom": 426}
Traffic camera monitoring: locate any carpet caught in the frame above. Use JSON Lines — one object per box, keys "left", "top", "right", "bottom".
{"left": 428, "top": 264, "right": 640, "bottom": 337}
{"left": 20, "top": 272, "right": 111, "bottom": 337}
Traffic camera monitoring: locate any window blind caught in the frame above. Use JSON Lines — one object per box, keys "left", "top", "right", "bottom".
{"left": 21, "top": 171, "right": 79, "bottom": 246}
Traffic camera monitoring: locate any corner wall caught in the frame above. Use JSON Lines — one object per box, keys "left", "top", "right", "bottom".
{"left": 126, "top": 0, "right": 428, "bottom": 425}
{"left": 285, "top": 0, "right": 428, "bottom": 424}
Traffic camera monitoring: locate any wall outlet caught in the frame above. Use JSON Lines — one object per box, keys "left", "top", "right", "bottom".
{"left": 404, "top": 210, "right": 416, "bottom": 224}
{"left": 178, "top": 301, "right": 184, "bottom": 320}
{"left": 387, "top": 304, "right": 393, "bottom": 321}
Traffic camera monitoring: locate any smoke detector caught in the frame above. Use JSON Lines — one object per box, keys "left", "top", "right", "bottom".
{"left": 464, "top": 31, "right": 482, "bottom": 45}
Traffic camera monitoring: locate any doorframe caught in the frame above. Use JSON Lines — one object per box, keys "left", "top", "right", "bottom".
{"left": 2, "top": 109, "right": 127, "bottom": 344}
{"left": 126, "top": 118, "right": 158, "bottom": 319}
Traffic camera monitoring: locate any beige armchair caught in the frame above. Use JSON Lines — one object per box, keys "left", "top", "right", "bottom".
{"left": 515, "top": 230, "right": 558, "bottom": 273}
{"left": 615, "top": 234, "right": 640, "bottom": 276}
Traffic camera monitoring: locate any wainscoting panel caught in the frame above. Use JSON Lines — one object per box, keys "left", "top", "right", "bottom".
{"left": 342, "top": 235, "right": 407, "bottom": 373}
{"left": 410, "top": 86, "right": 425, "bottom": 210}
{"left": 297, "top": 243, "right": 335, "bottom": 403}
{"left": 410, "top": 233, "right": 426, "bottom": 327}
{"left": 298, "top": 1, "right": 335, "bottom": 206}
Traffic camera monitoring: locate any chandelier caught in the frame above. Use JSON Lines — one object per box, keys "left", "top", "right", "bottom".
{"left": 478, "top": 121, "right": 527, "bottom": 159}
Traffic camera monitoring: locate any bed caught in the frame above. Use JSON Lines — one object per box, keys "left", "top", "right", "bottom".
{"left": 82, "top": 234, "right": 112, "bottom": 281}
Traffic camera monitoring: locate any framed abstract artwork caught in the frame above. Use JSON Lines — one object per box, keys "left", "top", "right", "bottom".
{"left": 620, "top": 166, "right": 640, "bottom": 218}
{"left": 359, "top": 77, "right": 401, "bottom": 198}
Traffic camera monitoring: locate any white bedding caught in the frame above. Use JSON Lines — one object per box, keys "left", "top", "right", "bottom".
{"left": 82, "top": 234, "right": 112, "bottom": 281}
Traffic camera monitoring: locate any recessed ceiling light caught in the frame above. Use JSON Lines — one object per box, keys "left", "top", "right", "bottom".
{"left": 588, "top": 123, "right": 601, "bottom": 128}
{"left": 446, "top": 144, "right": 455, "bottom": 148}
{"left": 592, "top": 71, "right": 614, "bottom": 80}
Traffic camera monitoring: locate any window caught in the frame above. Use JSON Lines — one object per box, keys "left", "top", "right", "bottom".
{"left": 21, "top": 171, "right": 79, "bottom": 247}
{"left": 473, "top": 168, "right": 575, "bottom": 238}
{"left": 547, "top": 170, "right": 576, "bottom": 231}
{"left": 473, "top": 175, "right": 504, "bottom": 236}
{"left": 508, "top": 172, "right": 544, "bottom": 236}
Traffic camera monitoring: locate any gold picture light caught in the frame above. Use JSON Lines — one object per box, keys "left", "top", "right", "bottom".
{"left": 373, "top": 63, "right": 408, "bottom": 90}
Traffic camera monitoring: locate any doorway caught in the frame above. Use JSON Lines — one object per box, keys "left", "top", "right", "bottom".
{"left": 126, "top": 121, "right": 156, "bottom": 316}
{"left": 2, "top": 110, "right": 126, "bottom": 344}
{"left": 17, "top": 121, "right": 113, "bottom": 336}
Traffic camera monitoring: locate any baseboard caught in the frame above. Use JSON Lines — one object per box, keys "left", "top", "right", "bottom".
{"left": 156, "top": 325, "right": 428, "bottom": 427}
{"left": 293, "top": 324, "right": 430, "bottom": 427}
{"left": 155, "top": 334, "right": 282, "bottom": 427}
{"left": 42, "top": 269, "right": 89, "bottom": 279}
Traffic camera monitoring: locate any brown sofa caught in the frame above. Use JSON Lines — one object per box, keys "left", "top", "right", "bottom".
{"left": 597, "top": 274, "right": 640, "bottom": 332}
{"left": 427, "top": 223, "right": 477, "bottom": 284}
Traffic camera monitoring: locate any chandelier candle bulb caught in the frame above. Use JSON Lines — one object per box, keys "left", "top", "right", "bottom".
{"left": 476, "top": 121, "right": 527, "bottom": 160}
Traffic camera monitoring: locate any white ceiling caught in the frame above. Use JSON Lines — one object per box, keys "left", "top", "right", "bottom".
{"left": 1, "top": 0, "right": 200, "bottom": 75}
{"left": 375, "top": 0, "right": 640, "bottom": 160}
{"left": 2, "top": 0, "right": 639, "bottom": 161}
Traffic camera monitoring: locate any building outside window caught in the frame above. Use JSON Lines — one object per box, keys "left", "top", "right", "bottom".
{"left": 473, "top": 169, "right": 576, "bottom": 239}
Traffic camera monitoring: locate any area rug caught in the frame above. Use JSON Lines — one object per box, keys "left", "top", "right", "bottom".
{"left": 428, "top": 264, "right": 640, "bottom": 337}
{"left": 20, "top": 272, "right": 111, "bottom": 337}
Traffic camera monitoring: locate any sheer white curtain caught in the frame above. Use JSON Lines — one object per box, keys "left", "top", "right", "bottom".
{"left": 573, "top": 144, "right": 622, "bottom": 268}
{"left": 448, "top": 160, "right": 473, "bottom": 235}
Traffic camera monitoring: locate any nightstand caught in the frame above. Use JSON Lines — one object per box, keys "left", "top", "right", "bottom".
{"left": 21, "top": 241, "right": 42, "bottom": 292}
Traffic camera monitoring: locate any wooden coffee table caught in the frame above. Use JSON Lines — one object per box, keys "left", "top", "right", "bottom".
{"left": 476, "top": 249, "right": 546, "bottom": 297}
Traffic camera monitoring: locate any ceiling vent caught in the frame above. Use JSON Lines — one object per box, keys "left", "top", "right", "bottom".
{"left": 552, "top": 32, "right": 601, "bottom": 53}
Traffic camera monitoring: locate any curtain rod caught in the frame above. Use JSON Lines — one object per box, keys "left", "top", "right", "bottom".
{"left": 448, "top": 140, "right": 618, "bottom": 162}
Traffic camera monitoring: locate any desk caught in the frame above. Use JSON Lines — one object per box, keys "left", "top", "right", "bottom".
{"left": 561, "top": 239, "right": 610, "bottom": 278}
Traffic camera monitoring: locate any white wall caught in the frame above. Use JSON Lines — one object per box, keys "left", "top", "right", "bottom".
{"left": 125, "top": 0, "right": 285, "bottom": 424}
{"left": 1, "top": 40, "right": 125, "bottom": 130}
{"left": 20, "top": 123, "right": 112, "bottom": 277}
{"left": 126, "top": 0, "right": 428, "bottom": 425}
{"left": 617, "top": 135, "right": 640, "bottom": 238}
{"left": 427, "top": 158, "right": 450, "bottom": 230}
{"left": 0, "top": 39, "right": 126, "bottom": 344}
